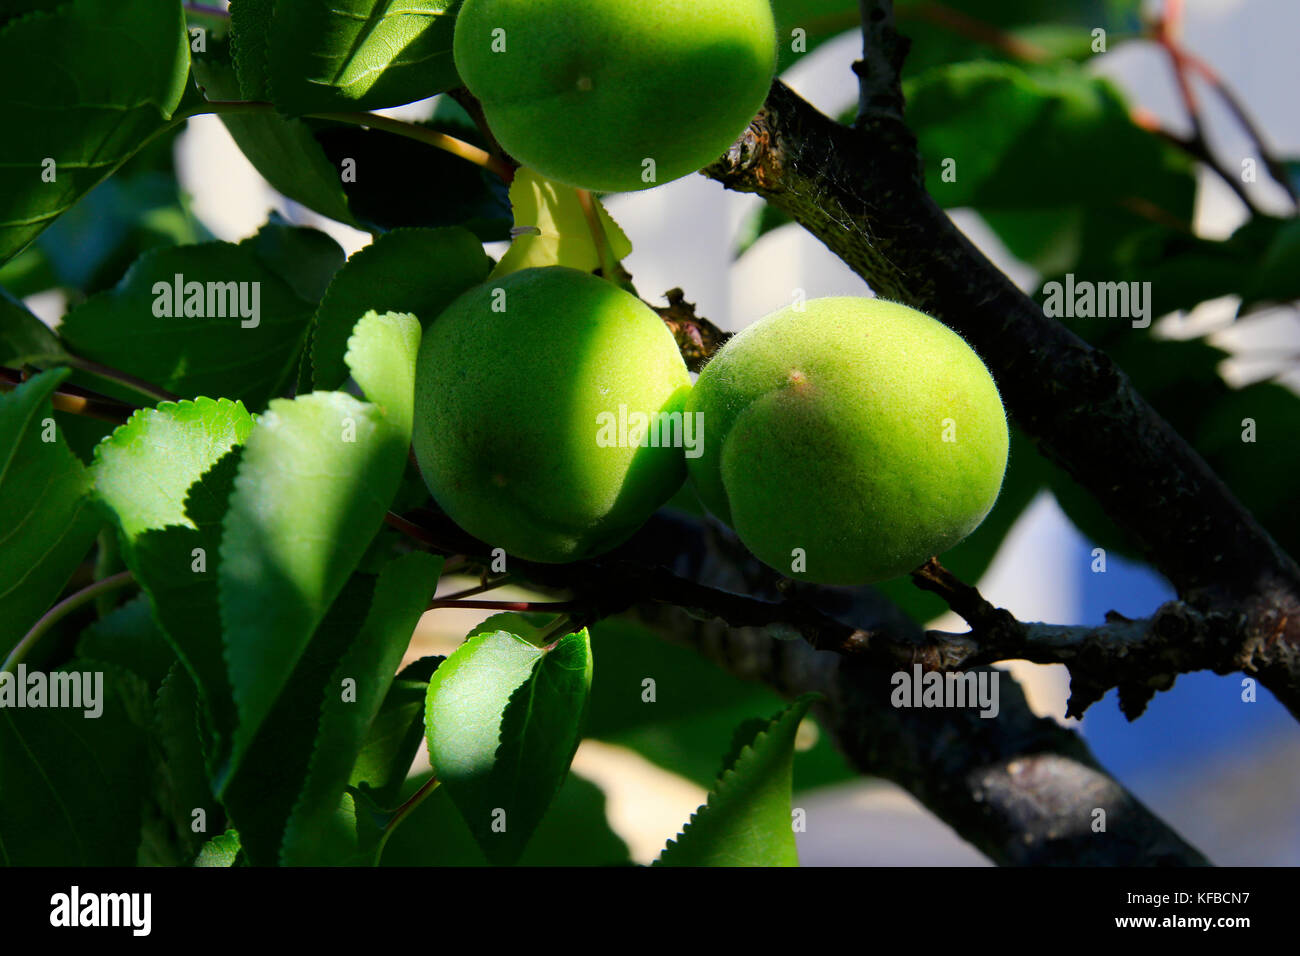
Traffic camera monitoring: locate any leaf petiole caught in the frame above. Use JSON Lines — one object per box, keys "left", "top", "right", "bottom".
{"left": 2, "top": 571, "right": 137, "bottom": 674}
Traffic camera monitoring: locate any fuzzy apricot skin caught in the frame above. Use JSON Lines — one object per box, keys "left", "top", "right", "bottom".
{"left": 413, "top": 266, "right": 692, "bottom": 563}
{"left": 452, "top": 0, "right": 777, "bottom": 193}
{"left": 686, "top": 297, "right": 1009, "bottom": 585}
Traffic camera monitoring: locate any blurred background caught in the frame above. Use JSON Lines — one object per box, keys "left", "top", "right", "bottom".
{"left": 13, "top": 0, "right": 1300, "bottom": 864}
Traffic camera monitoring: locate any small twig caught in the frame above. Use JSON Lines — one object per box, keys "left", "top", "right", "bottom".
{"left": 383, "top": 511, "right": 445, "bottom": 549}
{"left": 447, "top": 86, "right": 518, "bottom": 174}
{"left": 433, "top": 576, "right": 518, "bottom": 603}
{"left": 909, "top": 557, "right": 1016, "bottom": 634}
{"left": 1131, "top": 106, "right": 1260, "bottom": 216}
{"left": 900, "top": 0, "right": 1051, "bottom": 64}
{"left": 373, "top": 773, "right": 440, "bottom": 863}
{"left": 2, "top": 571, "right": 137, "bottom": 674}
{"left": 1180, "top": 52, "right": 1300, "bottom": 208}
{"left": 63, "top": 354, "right": 180, "bottom": 404}
{"left": 1152, "top": 1, "right": 1296, "bottom": 213}
{"left": 651, "top": 288, "right": 731, "bottom": 372}
{"left": 178, "top": 101, "right": 515, "bottom": 181}
{"left": 424, "top": 598, "right": 579, "bottom": 613}
{"left": 0, "top": 368, "right": 136, "bottom": 424}
{"left": 309, "top": 109, "right": 516, "bottom": 182}
{"left": 853, "top": 0, "right": 910, "bottom": 129}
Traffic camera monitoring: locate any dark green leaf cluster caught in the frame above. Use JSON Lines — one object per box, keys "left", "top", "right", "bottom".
{"left": 2, "top": 0, "right": 1295, "bottom": 868}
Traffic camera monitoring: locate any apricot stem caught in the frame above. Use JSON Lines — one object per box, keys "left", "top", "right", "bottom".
{"left": 177, "top": 101, "right": 515, "bottom": 181}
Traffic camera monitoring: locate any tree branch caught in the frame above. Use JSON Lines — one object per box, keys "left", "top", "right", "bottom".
{"left": 390, "top": 497, "right": 1210, "bottom": 863}
{"left": 650, "top": 288, "right": 731, "bottom": 373}
{"left": 853, "top": 0, "right": 910, "bottom": 129}
{"left": 635, "top": 602, "right": 1208, "bottom": 865}
{"left": 909, "top": 558, "right": 1245, "bottom": 718}
{"left": 701, "top": 78, "right": 1300, "bottom": 720}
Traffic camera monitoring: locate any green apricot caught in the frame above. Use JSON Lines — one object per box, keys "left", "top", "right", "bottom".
{"left": 452, "top": 0, "right": 777, "bottom": 193}
{"left": 687, "top": 298, "right": 1009, "bottom": 585}
{"left": 413, "top": 266, "right": 692, "bottom": 563}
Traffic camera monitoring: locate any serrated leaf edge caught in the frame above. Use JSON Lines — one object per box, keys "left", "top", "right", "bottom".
{"left": 655, "top": 693, "right": 820, "bottom": 865}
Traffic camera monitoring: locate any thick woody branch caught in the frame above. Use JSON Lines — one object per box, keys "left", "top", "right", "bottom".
{"left": 397, "top": 506, "right": 1210, "bottom": 863}
{"left": 701, "top": 79, "right": 1300, "bottom": 719}
{"left": 400, "top": 509, "right": 1243, "bottom": 722}
{"left": 627, "top": 598, "right": 1209, "bottom": 866}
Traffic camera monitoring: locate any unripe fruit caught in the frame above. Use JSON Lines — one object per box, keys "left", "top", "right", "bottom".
{"left": 452, "top": 0, "right": 777, "bottom": 193}
{"left": 687, "top": 298, "right": 1009, "bottom": 585}
{"left": 413, "top": 266, "right": 692, "bottom": 563}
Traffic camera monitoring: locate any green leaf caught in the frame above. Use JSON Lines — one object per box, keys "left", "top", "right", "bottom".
{"left": 314, "top": 118, "right": 511, "bottom": 238}
{"left": 0, "top": 2, "right": 66, "bottom": 28}
{"left": 342, "top": 310, "right": 421, "bottom": 437}
{"left": 351, "top": 672, "right": 440, "bottom": 807}
{"left": 1195, "top": 382, "right": 1300, "bottom": 563}
{"left": 93, "top": 398, "right": 255, "bottom": 542}
{"left": 1086, "top": 215, "right": 1300, "bottom": 324}
{"left": 1282, "top": 159, "right": 1300, "bottom": 199}
{"left": 656, "top": 694, "right": 818, "bottom": 867}
{"left": 155, "top": 663, "right": 225, "bottom": 861}
{"left": 0, "top": 368, "right": 101, "bottom": 657}
{"left": 131, "top": 452, "right": 245, "bottom": 762}
{"left": 424, "top": 625, "right": 593, "bottom": 865}
{"left": 0, "top": 247, "right": 58, "bottom": 298}
{"left": 267, "top": 0, "right": 461, "bottom": 115}
{"left": 586, "top": 617, "right": 780, "bottom": 781}
{"left": 902, "top": 60, "right": 1193, "bottom": 282}
{"left": 0, "top": 664, "right": 152, "bottom": 865}
{"left": 379, "top": 770, "right": 631, "bottom": 866}
{"left": 771, "top": 1, "right": 1143, "bottom": 78}
{"left": 280, "top": 551, "right": 442, "bottom": 865}
{"left": 1241, "top": 217, "right": 1300, "bottom": 309}
{"left": 893, "top": 0, "right": 1143, "bottom": 78}
{"left": 32, "top": 142, "right": 210, "bottom": 295}
{"left": 312, "top": 227, "right": 491, "bottom": 389}
{"left": 491, "top": 169, "right": 633, "bottom": 278}
{"left": 220, "top": 571, "right": 376, "bottom": 863}
{"left": 91, "top": 398, "right": 254, "bottom": 755}
{"left": 194, "top": 829, "right": 242, "bottom": 866}
{"left": 59, "top": 223, "right": 344, "bottom": 410}
{"left": 907, "top": 61, "right": 1191, "bottom": 212}
{"left": 192, "top": 35, "right": 359, "bottom": 227}
{"left": 218, "top": 390, "right": 409, "bottom": 787}
{"left": 218, "top": 561, "right": 436, "bottom": 868}
{"left": 75, "top": 593, "right": 174, "bottom": 693}
{"left": 229, "top": 0, "right": 274, "bottom": 100}
{"left": 771, "top": 1, "right": 858, "bottom": 74}
{"left": 0, "top": 0, "right": 190, "bottom": 263}
{"left": 0, "top": 288, "right": 65, "bottom": 366}
{"left": 734, "top": 203, "right": 794, "bottom": 259}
